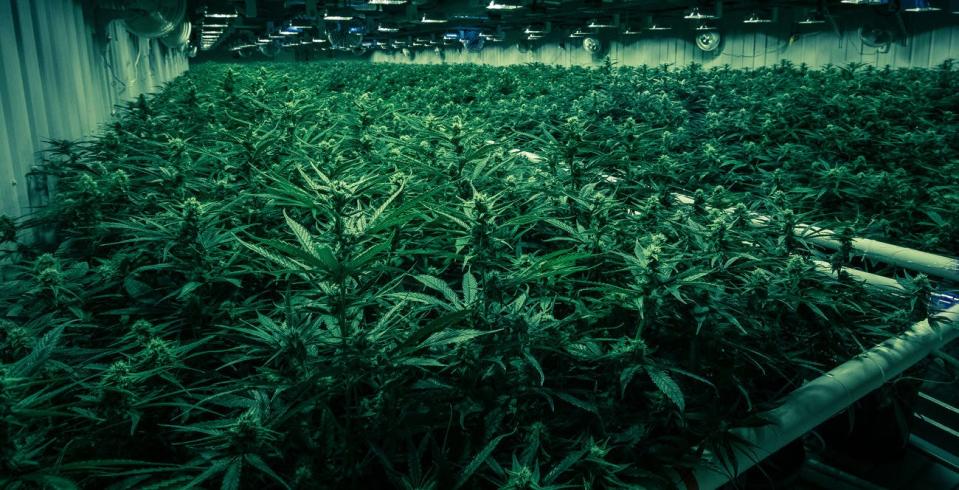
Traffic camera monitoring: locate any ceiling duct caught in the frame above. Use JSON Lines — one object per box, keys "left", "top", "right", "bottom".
{"left": 99, "top": 0, "right": 188, "bottom": 39}
{"left": 159, "top": 20, "right": 191, "bottom": 50}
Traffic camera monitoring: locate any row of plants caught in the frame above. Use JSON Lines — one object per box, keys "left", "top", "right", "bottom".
{"left": 0, "top": 60, "right": 953, "bottom": 489}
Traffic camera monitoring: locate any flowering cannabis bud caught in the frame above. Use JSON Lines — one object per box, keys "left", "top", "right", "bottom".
{"left": 33, "top": 254, "right": 59, "bottom": 274}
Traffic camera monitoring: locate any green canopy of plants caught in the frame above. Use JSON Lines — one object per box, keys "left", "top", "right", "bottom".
{"left": 0, "top": 59, "right": 954, "bottom": 489}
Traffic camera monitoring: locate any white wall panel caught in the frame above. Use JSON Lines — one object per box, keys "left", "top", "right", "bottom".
{"left": 0, "top": 0, "right": 189, "bottom": 222}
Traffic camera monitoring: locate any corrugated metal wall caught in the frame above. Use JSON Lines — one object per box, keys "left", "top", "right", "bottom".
{"left": 0, "top": 0, "right": 188, "bottom": 222}
{"left": 372, "top": 14, "right": 959, "bottom": 70}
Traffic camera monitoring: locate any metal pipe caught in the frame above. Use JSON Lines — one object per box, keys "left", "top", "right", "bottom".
{"left": 810, "top": 258, "right": 905, "bottom": 292}
{"left": 677, "top": 303, "right": 959, "bottom": 490}
{"left": 671, "top": 193, "right": 959, "bottom": 283}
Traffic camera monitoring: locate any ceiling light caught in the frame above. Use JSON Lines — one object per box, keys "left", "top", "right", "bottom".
{"left": 527, "top": 34, "right": 543, "bottom": 40}
{"left": 569, "top": 29, "right": 591, "bottom": 37}
{"left": 280, "top": 30, "right": 299, "bottom": 35}
{"left": 744, "top": 12, "right": 773, "bottom": 23}
{"left": 797, "top": 14, "right": 826, "bottom": 25}
{"left": 257, "top": 38, "right": 270, "bottom": 43}
{"left": 205, "top": 13, "right": 237, "bottom": 18}
{"left": 487, "top": 1, "right": 523, "bottom": 9}
{"left": 684, "top": 8, "right": 716, "bottom": 20}
{"left": 622, "top": 26, "right": 642, "bottom": 35}
{"left": 524, "top": 25, "right": 546, "bottom": 34}
{"left": 840, "top": 0, "right": 888, "bottom": 4}
{"left": 378, "top": 24, "right": 400, "bottom": 33}
{"left": 368, "top": 0, "right": 408, "bottom": 4}
{"left": 203, "top": 24, "right": 229, "bottom": 28}
{"left": 902, "top": 0, "right": 941, "bottom": 11}
{"left": 323, "top": 10, "right": 354, "bottom": 21}
{"left": 695, "top": 23, "right": 716, "bottom": 31}
{"left": 647, "top": 23, "right": 672, "bottom": 31}
{"left": 588, "top": 19, "right": 617, "bottom": 29}
{"left": 420, "top": 14, "right": 447, "bottom": 23}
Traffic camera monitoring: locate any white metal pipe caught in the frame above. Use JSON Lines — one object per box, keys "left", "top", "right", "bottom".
{"left": 810, "top": 259, "right": 905, "bottom": 293}
{"left": 677, "top": 303, "right": 959, "bottom": 490}
{"left": 671, "top": 192, "right": 959, "bottom": 283}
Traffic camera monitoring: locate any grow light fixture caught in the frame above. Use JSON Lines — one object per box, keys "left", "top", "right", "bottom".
{"left": 257, "top": 38, "right": 270, "bottom": 43}
{"left": 323, "top": 10, "right": 354, "bottom": 21}
{"left": 569, "top": 29, "right": 591, "bottom": 37}
{"left": 203, "top": 24, "right": 229, "bottom": 28}
{"left": 420, "top": 15, "right": 448, "bottom": 24}
{"left": 588, "top": 17, "right": 618, "bottom": 29}
{"left": 205, "top": 13, "right": 238, "bottom": 18}
{"left": 622, "top": 26, "right": 642, "bottom": 35}
{"left": 744, "top": 12, "right": 773, "bottom": 23}
{"left": 487, "top": 1, "right": 524, "bottom": 10}
{"left": 695, "top": 23, "right": 716, "bottom": 31}
{"left": 684, "top": 8, "right": 716, "bottom": 20}
{"left": 443, "top": 32, "right": 459, "bottom": 40}
{"left": 902, "top": 0, "right": 941, "bottom": 11}
{"left": 378, "top": 24, "right": 400, "bottom": 32}
{"left": 312, "top": 38, "right": 327, "bottom": 43}
{"left": 524, "top": 25, "right": 546, "bottom": 34}
{"left": 527, "top": 33, "right": 544, "bottom": 40}
{"left": 280, "top": 30, "right": 299, "bottom": 35}
{"left": 840, "top": 0, "right": 887, "bottom": 4}
{"left": 269, "top": 34, "right": 284, "bottom": 39}
{"left": 798, "top": 13, "right": 827, "bottom": 25}
{"left": 647, "top": 23, "right": 672, "bottom": 31}
{"left": 368, "top": 0, "right": 408, "bottom": 4}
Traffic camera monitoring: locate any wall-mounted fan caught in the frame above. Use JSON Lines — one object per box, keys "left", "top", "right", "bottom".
{"left": 159, "top": 20, "right": 190, "bottom": 50}
{"left": 259, "top": 42, "right": 281, "bottom": 57}
{"left": 460, "top": 30, "right": 485, "bottom": 53}
{"left": 583, "top": 37, "right": 602, "bottom": 54}
{"left": 695, "top": 31, "right": 722, "bottom": 52}
{"left": 860, "top": 26, "right": 892, "bottom": 53}
{"left": 120, "top": 0, "right": 187, "bottom": 39}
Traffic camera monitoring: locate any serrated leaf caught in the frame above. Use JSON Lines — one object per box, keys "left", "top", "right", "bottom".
{"left": 543, "top": 448, "right": 587, "bottom": 484}
{"left": 417, "top": 329, "right": 492, "bottom": 350}
{"left": 283, "top": 210, "right": 316, "bottom": 254}
{"left": 462, "top": 272, "right": 478, "bottom": 305}
{"left": 453, "top": 431, "right": 514, "bottom": 490}
{"left": 414, "top": 274, "right": 460, "bottom": 305}
{"left": 523, "top": 349, "right": 545, "bottom": 386}
{"left": 646, "top": 366, "right": 685, "bottom": 412}
{"left": 221, "top": 458, "right": 242, "bottom": 490}
{"left": 620, "top": 365, "right": 642, "bottom": 398}
{"left": 553, "top": 391, "right": 598, "bottom": 414}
